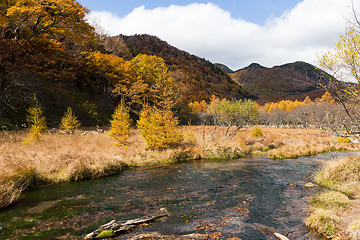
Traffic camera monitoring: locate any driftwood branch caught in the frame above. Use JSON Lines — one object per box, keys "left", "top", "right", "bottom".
{"left": 84, "top": 208, "right": 169, "bottom": 239}
{"left": 128, "top": 232, "right": 209, "bottom": 240}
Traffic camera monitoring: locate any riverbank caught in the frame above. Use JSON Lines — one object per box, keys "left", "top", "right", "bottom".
{"left": 306, "top": 155, "right": 360, "bottom": 239}
{"left": 0, "top": 126, "right": 354, "bottom": 209}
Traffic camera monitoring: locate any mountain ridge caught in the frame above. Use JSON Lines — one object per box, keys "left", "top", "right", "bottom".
{"left": 109, "top": 34, "right": 255, "bottom": 103}
{"left": 228, "top": 61, "right": 333, "bottom": 102}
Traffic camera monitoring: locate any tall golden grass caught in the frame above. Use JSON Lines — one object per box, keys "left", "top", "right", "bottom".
{"left": 0, "top": 126, "right": 355, "bottom": 208}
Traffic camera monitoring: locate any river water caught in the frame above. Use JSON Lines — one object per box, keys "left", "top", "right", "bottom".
{"left": 0, "top": 152, "right": 355, "bottom": 240}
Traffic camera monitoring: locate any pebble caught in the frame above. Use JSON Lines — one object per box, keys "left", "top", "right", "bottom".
{"left": 304, "top": 182, "right": 316, "bottom": 188}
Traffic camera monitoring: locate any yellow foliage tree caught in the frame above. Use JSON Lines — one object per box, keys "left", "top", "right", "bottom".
{"left": 23, "top": 95, "right": 47, "bottom": 143}
{"left": 137, "top": 105, "right": 183, "bottom": 150}
{"left": 319, "top": 91, "right": 335, "bottom": 104}
{"left": 60, "top": 106, "right": 81, "bottom": 132}
{"left": 109, "top": 100, "right": 132, "bottom": 146}
{"left": 131, "top": 54, "right": 177, "bottom": 109}
{"left": 319, "top": 24, "right": 360, "bottom": 137}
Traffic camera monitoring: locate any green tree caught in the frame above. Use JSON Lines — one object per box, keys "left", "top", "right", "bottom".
{"left": 137, "top": 105, "right": 183, "bottom": 150}
{"left": 206, "top": 97, "right": 259, "bottom": 140}
{"left": 60, "top": 106, "right": 81, "bottom": 132}
{"left": 23, "top": 95, "right": 47, "bottom": 143}
{"left": 109, "top": 100, "right": 132, "bottom": 146}
{"left": 219, "top": 99, "right": 259, "bottom": 140}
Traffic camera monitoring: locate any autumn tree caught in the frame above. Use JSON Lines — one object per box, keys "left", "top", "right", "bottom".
{"left": 137, "top": 105, "right": 183, "bottom": 150}
{"left": 23, "top": 95, "right": 47, "bottom": 143}
{"left": 60, "top": 106, "right": 81, "bottom": 133}
{"left": 205, "top": 96, "right": 259, "bottom": 140}
{"left": 319, "top": 17, "right": 360, "bottom": 137}
{"left": 109, "top": 100, "right": 132, "bottom": 146}
{"left": 81, "top": 51, "right": 147, "bottom": 112}
{"left": 131, "top": 54, "right": 177, "bottom": 109}
{"left": 0, "top": 0, "right": 95, "bottom": 117}
{"left": 218, "top": 99, "right": 259, "bottom": 140}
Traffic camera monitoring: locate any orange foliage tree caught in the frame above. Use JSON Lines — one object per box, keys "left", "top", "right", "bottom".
{"left": 0, "top": 0, "right": 95, "bottom": 116}
{"left": 82, "top": 51, "right": 147, "bottom": 110}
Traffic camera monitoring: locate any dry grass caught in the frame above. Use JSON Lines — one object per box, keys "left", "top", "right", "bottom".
{"left": 0, "top": 126, "right": 355, "bottom": 208}
{"left": 314, "top": 156, "right": 360, "bottom": 198}
{"left": 311, "top": 191, "right": 351, "bottom": 211}
{"left": 309, "top": 153, "right": 360, "bottom": 239}
{"left": 306, "top": 208, "right": 341, "bottom": 238}
{"left": 348, "top": 220, "right": 360, "bottom": 240}
{"left": 306, "top": 191, "right": 351, "bottom": 238}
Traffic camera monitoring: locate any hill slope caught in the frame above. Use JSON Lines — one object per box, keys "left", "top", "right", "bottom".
{"left": 110, "top": 34, "right": 254, "bottom": 102}
{"left": 229, "top": 61, "right": 333, "bottom": 102}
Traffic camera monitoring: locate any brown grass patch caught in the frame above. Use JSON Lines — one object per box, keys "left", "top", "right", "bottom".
{"left": 0, "top": 126, "right": 355, "bottom": 208}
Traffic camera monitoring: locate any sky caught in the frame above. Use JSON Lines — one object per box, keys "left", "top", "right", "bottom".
{"left": 78, "top": 0, "right": 356, "bottom": 70}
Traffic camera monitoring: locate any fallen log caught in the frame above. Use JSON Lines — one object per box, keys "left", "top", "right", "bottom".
{"left": 84, "top": 208, "right": 169, "bottom": 239}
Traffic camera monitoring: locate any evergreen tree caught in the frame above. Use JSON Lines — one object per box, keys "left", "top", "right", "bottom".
{"left": 23, "top": 95, "right": 47, "bottom": 143}
{"left": 137, "top": 105, "right": 183, "bottom": 150}
{"left": 60, "top": 106, "right": 81, "bottom": 132}
{"left": 109, "top": 100, "right": 132, "bottom": 146}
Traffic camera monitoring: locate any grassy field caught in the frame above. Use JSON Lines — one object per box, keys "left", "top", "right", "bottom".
{"left": 0, "top": 126, "right": 354, "bottom": 209}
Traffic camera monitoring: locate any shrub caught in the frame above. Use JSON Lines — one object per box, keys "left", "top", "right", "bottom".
{"left": 251, "top": 126, "right": 263, "bottom": 137}
{"left": 60, "top": 106, "right": 81, "bottom": 132}
{"left": 23, "top": 95, "right": 47, "bottom": 143}
{"left": 137, "top": 106, "right": 183, "bottom": 150}
{"left": 336, "top": 136, "right": 350, "bottom": 143}
{"left": 109, "top": 100, "right": 132, "bottom": 146}
{"left": 183, "top": 130, "right": 196, "bottom": 145}
{"left": 96, "top": 229, "right": 115, "bottom": 238}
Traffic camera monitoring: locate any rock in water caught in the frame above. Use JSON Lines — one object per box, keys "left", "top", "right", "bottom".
{"left": 304, "top": 182, "right": 316, "bottom": 188}
{"left": 274, "top": 232, "right": 290, "bottom": 240}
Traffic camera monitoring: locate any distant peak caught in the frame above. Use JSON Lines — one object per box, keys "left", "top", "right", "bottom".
{"left": 247, "top": 63, "right": 266, "bottom": 69}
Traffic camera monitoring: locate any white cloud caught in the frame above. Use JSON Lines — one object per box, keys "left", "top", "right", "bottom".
{"left": 86, "top": 0, "right": 352, "bottom": 70}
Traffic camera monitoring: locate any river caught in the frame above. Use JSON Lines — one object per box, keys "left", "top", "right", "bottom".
{"left": 0, "top": 152, "right": 355, "bottom": 239}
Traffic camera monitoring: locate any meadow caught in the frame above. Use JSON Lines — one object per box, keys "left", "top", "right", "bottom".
{"left": 0, "top": 126, "right": 354, "bottom": 209}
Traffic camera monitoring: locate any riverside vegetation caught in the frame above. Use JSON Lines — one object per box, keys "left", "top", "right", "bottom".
{"left": 0, "top": 125, "right": 354, "bottom": 209}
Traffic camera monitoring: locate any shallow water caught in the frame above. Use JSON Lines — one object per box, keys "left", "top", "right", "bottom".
{"left": 0, "top": 152, "right": 356, "bottom": 240}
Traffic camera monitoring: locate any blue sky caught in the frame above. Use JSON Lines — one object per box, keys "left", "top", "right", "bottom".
{"left": 79, "top": 0, "right": 353, "bottom": 70}
{"left": 78, "top": 0, "right": 302, "bottom": 25}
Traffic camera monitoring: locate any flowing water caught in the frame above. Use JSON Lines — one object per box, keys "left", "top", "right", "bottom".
{"left": 0, "top": 152, "right": 356, "bottom": 240}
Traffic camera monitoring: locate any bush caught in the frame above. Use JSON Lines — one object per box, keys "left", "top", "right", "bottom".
{"left": 137, "top": 106, "right": 183, "bottom": 150}
{"left": 109, "top": 100, "right": 132, "bottom": 146}
{"left": 251, "top": 126, "right": 263, "bottom": 137}
{"left": 336, "top": 136, "right": 350, "bottom": 143}
{"left": 60, "top": 106, "right": 81, "bottom": 132}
